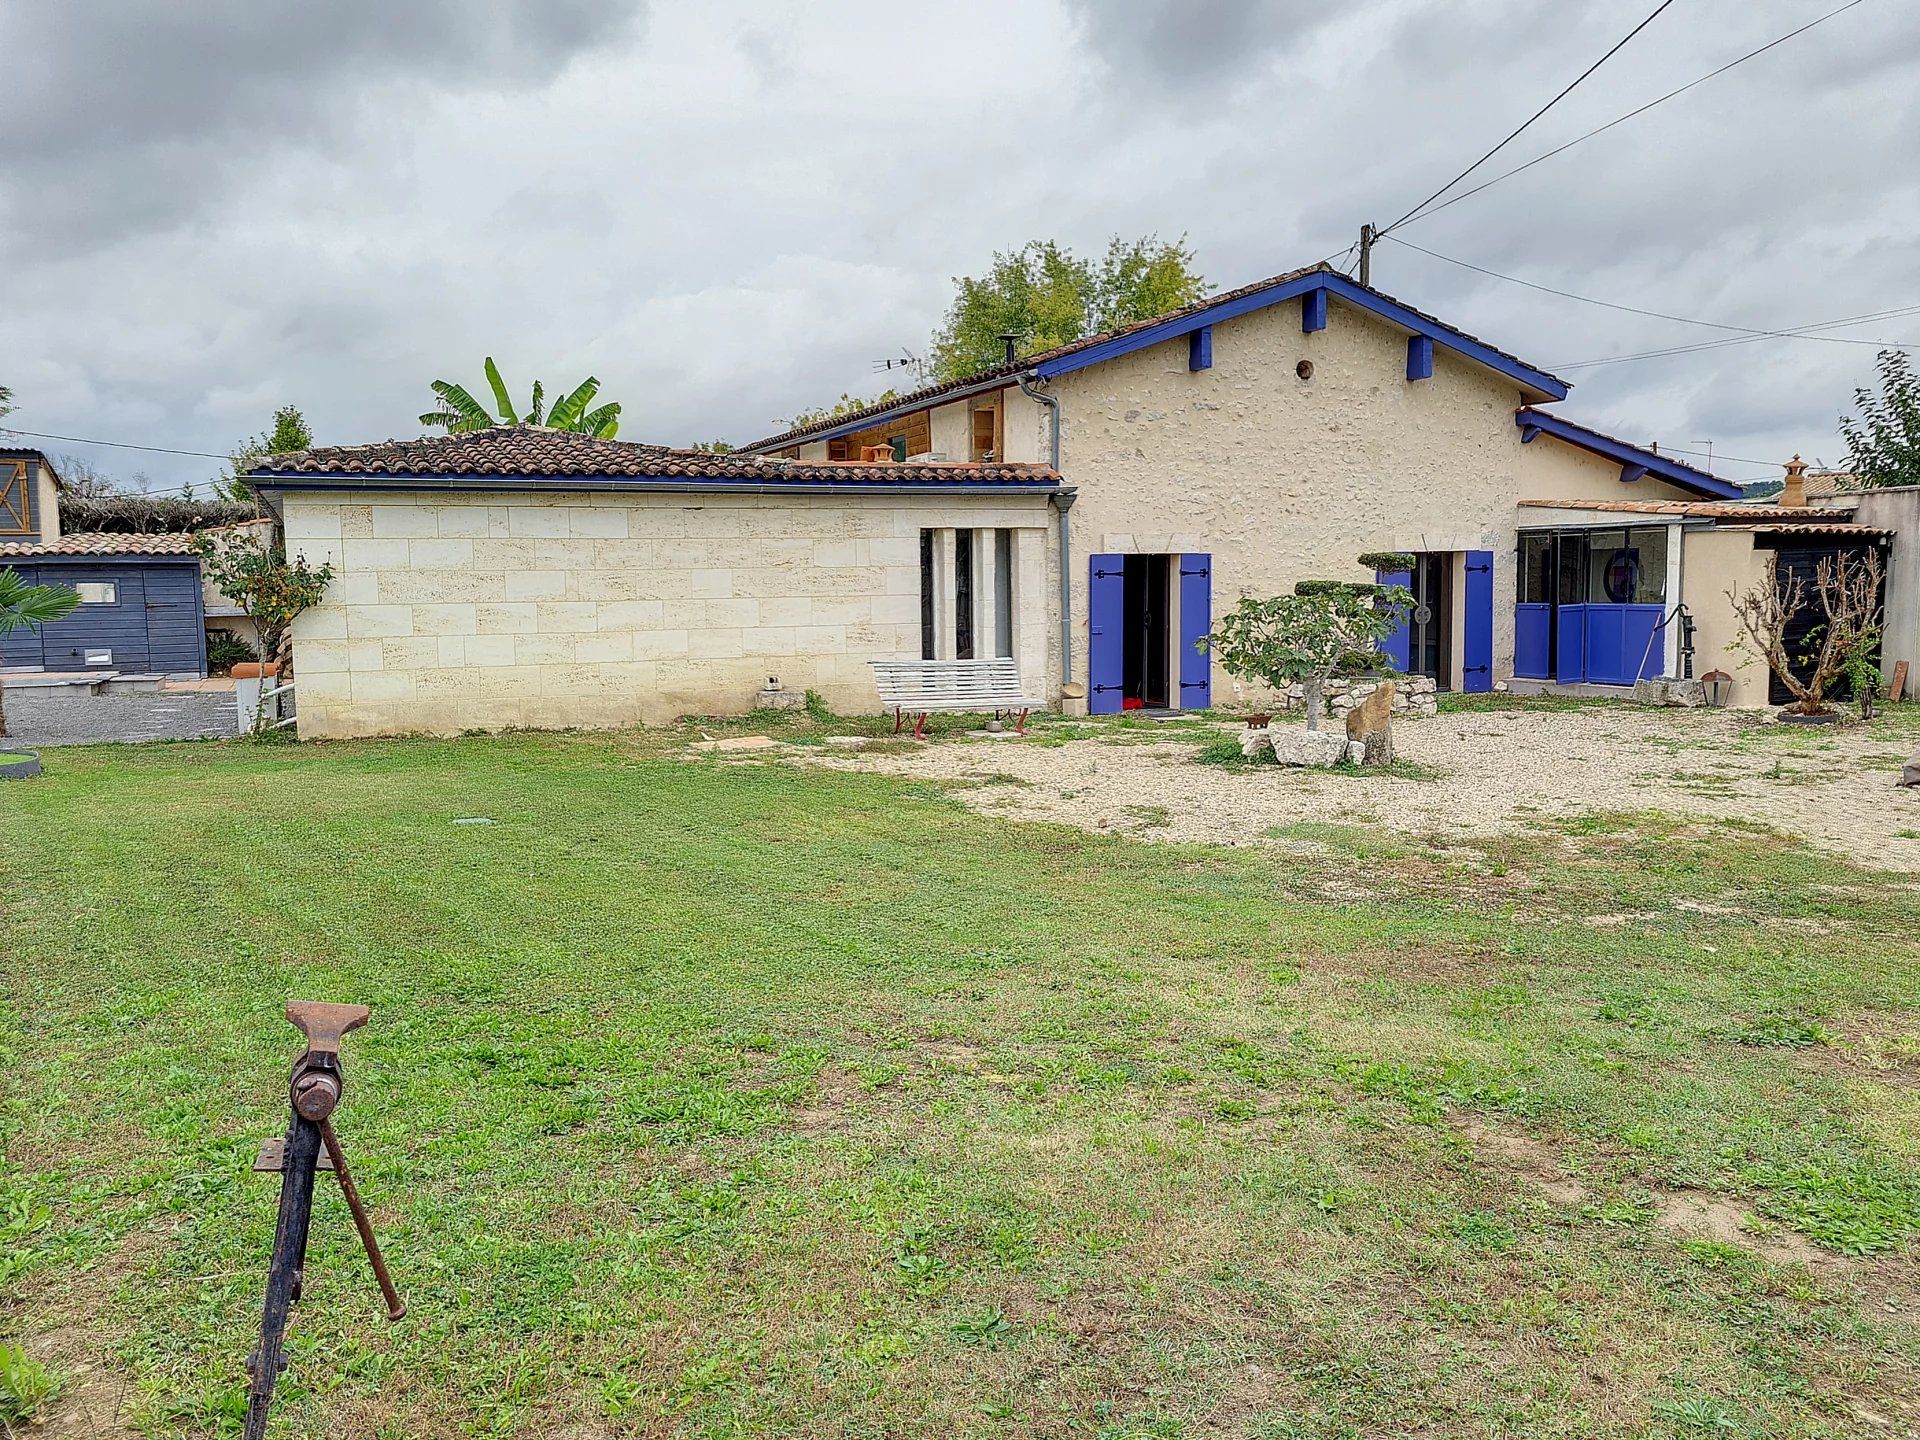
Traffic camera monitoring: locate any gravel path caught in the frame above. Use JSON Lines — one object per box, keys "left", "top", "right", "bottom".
{"left": 807, "top": 707, "right": 1920, "bottom": 872}
{"left": 5, "top": 689, "right": 239, "bottom": 746}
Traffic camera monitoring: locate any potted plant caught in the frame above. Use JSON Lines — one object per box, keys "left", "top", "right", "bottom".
{"left": 0, "top": 567, "right": 81, "bottom": 778}
{"left": 1728, "top": 549, "right": 1883, "bottom": 724}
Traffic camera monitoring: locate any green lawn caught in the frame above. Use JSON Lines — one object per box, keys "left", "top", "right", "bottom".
{"left": 2, "top": 726, "right": 1917, "bottom": 1438}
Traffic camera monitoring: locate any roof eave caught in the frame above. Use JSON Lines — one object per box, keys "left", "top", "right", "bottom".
{"left": 248, "top": 470, "right": 1059, "bottom": 496}
{"left": 739, "top": 270, "right": 1570, "bottom": 452}
{"left": 1515, "top": 409, "right": 1742, "bottom": 501}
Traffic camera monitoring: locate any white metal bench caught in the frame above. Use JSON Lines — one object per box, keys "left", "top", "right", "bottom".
{"left": 869, "top": 657, "right": 1045, "bottom": 738}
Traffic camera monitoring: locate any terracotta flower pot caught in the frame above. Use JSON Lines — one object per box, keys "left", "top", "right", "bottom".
{"left": 230, "top": 661, "right": 284, "bottom": 680}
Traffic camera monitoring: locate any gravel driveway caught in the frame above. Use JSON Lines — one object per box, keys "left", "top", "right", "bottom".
{"left": 3, "top": 688, "right": 239, "bottom": 746}
{"left": 810, "top": 705, "right": 1920, "bottom": 872}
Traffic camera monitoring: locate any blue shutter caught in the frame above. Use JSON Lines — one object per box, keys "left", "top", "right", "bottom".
{"left": 1375, "top": 568, "right": 1412, "bottom": 672}
{"left": 1463, "top": 550, "right": 1494, "bottom": 692}
{"left": 1088, "top": 554, "right": 1125, "bottom": 714}
{"left": 1177, "top": 554, "right": 1212, "bottom": 709}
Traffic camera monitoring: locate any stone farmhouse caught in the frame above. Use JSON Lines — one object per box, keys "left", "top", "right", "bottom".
{"left": 248, "top": 261, "right": 1898, "bottom": 739}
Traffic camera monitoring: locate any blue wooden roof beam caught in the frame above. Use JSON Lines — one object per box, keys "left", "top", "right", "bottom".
{"left": 1513, "top": 408, "right": 1742, "bottom": 500}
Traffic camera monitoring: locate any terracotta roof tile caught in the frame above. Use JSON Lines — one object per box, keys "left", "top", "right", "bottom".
{"left": 247, "top": 427, "right": 1057, "bottom": 487}
{"left": 0, "top": 531, "right": 200, "bottom": 558}
{"left": 1517, "top": 498, "right": 1857, "bottom": 521}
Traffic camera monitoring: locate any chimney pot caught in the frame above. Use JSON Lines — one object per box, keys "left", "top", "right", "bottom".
{"left": 1782, "top": 454, "right": 1808, "bottom": 508}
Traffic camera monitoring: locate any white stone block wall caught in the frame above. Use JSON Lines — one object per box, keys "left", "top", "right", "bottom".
{"left": 281, "top": 488, "right": 1058, "bottom": 739}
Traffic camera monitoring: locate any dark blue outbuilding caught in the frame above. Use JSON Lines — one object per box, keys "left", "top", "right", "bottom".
{"left": 0, "top": 534, "right": 208, "bottom": 677}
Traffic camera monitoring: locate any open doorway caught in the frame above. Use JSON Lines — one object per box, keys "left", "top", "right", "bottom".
{"left": 1090, "top": 552, "right": 1212, "bottom": 714}
{"left": 1121, "top": 554, "right": 1170, "bottom": 708}
{"left": 1406, "top": 552, "right": 1452, "bottom": 685}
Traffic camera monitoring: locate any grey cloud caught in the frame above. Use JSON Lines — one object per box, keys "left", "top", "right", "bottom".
{"left": 1060, "top": 0, "right": 1333, "bottom": 91}
{"left": 0, "top": 2, "right": 646, "bottom": 246}
{"left": 0, "top": 0, "right": 1910, "bottom": 496}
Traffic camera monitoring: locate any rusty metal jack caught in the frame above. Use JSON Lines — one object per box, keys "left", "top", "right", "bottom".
{"left": 243, "top": 1002, "right": 405, "bottom": 1440}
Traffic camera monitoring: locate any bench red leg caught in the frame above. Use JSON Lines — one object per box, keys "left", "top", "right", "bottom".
{"left": 893, "top": 706, "right": 905, "bottom": 734}
{"left": 1015, "top": 708, "right": 1029, "bottom": 735}
{"left": 914, "top": 711, "right": 929, "bottom": 740}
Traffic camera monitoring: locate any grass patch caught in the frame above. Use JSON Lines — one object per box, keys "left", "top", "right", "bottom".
{"left": 2, "top": 732, "right": 1918, "bottom": 1436}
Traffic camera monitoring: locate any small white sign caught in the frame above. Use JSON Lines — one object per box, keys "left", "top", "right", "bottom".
{"left": 84, "top": 649, "right": 113, "bottom": 666}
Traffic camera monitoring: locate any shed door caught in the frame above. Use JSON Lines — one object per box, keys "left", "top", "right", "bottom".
{"left": 1177, "top": 554, "right": 1212, "bottom": 709}
{"left": 38, "top": 568, "right": 150, "bottom": 672}
{"left": 1088, "top": 554, "right": 1125, "bottom": 714}
{"left": 1462, "top": 550, "right": 1494, "bottom": 693}
{"left": 141, "top": 564, "right": 206, "bottom": 675}
{"left": 0, "top": 564, "right": 45, "bottom": 669}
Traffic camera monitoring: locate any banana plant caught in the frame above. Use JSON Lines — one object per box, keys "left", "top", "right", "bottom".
{"left": 0, "top": 568, "right": 80, "bottom": 740}
{"left": 420, "top": 358, "right": 621, "bottom": 437}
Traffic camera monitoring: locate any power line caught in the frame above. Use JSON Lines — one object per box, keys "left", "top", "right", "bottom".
{"left": 1378, "top": 0, "right": 1677, "bottom": 238}
{"left": 0, "top": 425, "right": 231, "bottom": 462}
{"left": 1384, "top": 234, "right": 1917, "bottom": 351}
{"left": 1396, "top": 0, "right": 1873, "bottom": 230}
{"left": 1556, "top": 304, "right": 1920, "bottom": 369}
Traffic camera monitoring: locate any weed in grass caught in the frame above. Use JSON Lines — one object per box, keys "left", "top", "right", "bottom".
{"left": 1724, "top": 1015, "right": 1835, "bottom": 1048}
{"left": 1452, "top": 1212, "right": 1516, "bottom": 1252}
{"left": 1195, "top": 736, "right": 1252, "bottom": 767}
{"left": 0, "top": 1345, "right": 57, "bottom": 1423}
{"left": 949, "top": 1309, "right": 1014, "bottom": 1347}
{"left": 1650, "top": 1394, "right": 1743, "bottom": 1432}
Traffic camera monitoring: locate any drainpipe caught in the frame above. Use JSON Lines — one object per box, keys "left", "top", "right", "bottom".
{"left": 1018, "top": 370, "right": 1072, "bottom": 687}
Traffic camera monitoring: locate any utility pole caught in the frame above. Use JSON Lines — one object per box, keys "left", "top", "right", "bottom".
{"left": 1358, "top": 223, "right": 1377, "bottom": 287}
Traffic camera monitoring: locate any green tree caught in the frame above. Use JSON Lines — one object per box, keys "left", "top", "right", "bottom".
{"left": 421, "top": 358, "right": 621, "bottom": 438}
{"left": 1200, "top": 570, "right": 1412, "bottom": 732}
{"left": 192, "top": 528, "right": 333, "bottom": 729}
{"left": 1841, "top": 349, "right": 1920, "bottom": 488}
{"left": 0, "top": 568, "right": 80, "bottom": 739}
{"left": 928, "top": 235, "right": 1209, "bottom": 380}
{"left": 781, "top": 390, "right": 902, "bottom": 431}
{"left": 0, "top": 383, "right": 13, "bottom": 421}
{"left": 222, "top": 405, "right": 314, "bottom": 503}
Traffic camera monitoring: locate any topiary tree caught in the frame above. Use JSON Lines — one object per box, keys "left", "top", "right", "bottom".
{"left": 1200, "top": 569, "right": 1411, "bottom": 730}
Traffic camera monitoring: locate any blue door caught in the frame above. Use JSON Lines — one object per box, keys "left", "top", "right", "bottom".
{"left": 140, "top": 563, "right": 207, "bottom": 675}
{"left": 1375, "top": 566, "right": 1412, "bottom": 672}
{"left": 1514, "top": 603, "right": 1551, "bottom": 678}
{"left": 1177, "top": 553, "right": 1212, "bottom": 709}
{"left": 1462, "top": 550, "right": 1494, "bottom": 693}
{"left": 1088, "top": 554, "right": 1125, "bottom": 714}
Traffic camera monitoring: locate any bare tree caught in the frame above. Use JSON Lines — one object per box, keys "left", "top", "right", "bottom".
{"left": 1729, "top": 549, "right": 1883, "bottom": 715}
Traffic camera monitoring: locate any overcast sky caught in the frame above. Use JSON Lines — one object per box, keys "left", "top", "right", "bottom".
{"left": 2, "top": 0, "right": 1915, "bottom": 494}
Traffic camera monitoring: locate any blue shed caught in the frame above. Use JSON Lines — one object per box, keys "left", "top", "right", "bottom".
{"left": 0, "top": 534, "right": 208, "bottom": 677}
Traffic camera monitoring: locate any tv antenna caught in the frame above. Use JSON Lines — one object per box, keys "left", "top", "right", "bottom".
{"left": 872, "top": 347, "right": 925, "bottom": 380}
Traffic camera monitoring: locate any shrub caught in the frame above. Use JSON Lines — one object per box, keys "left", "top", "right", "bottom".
{"left": 1357, "top": 551, "right": 1416, "bottom": 573}
{"left": 205, "top": 628, "right": 259, "bottom": 676}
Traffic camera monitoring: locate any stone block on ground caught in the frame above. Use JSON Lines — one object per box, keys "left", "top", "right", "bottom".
{"left": 1632, "top": 677, "right": 1707, "bottom": 708}
{"left": 1268, "top": 729, "right": 1353, "bottom": 768}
